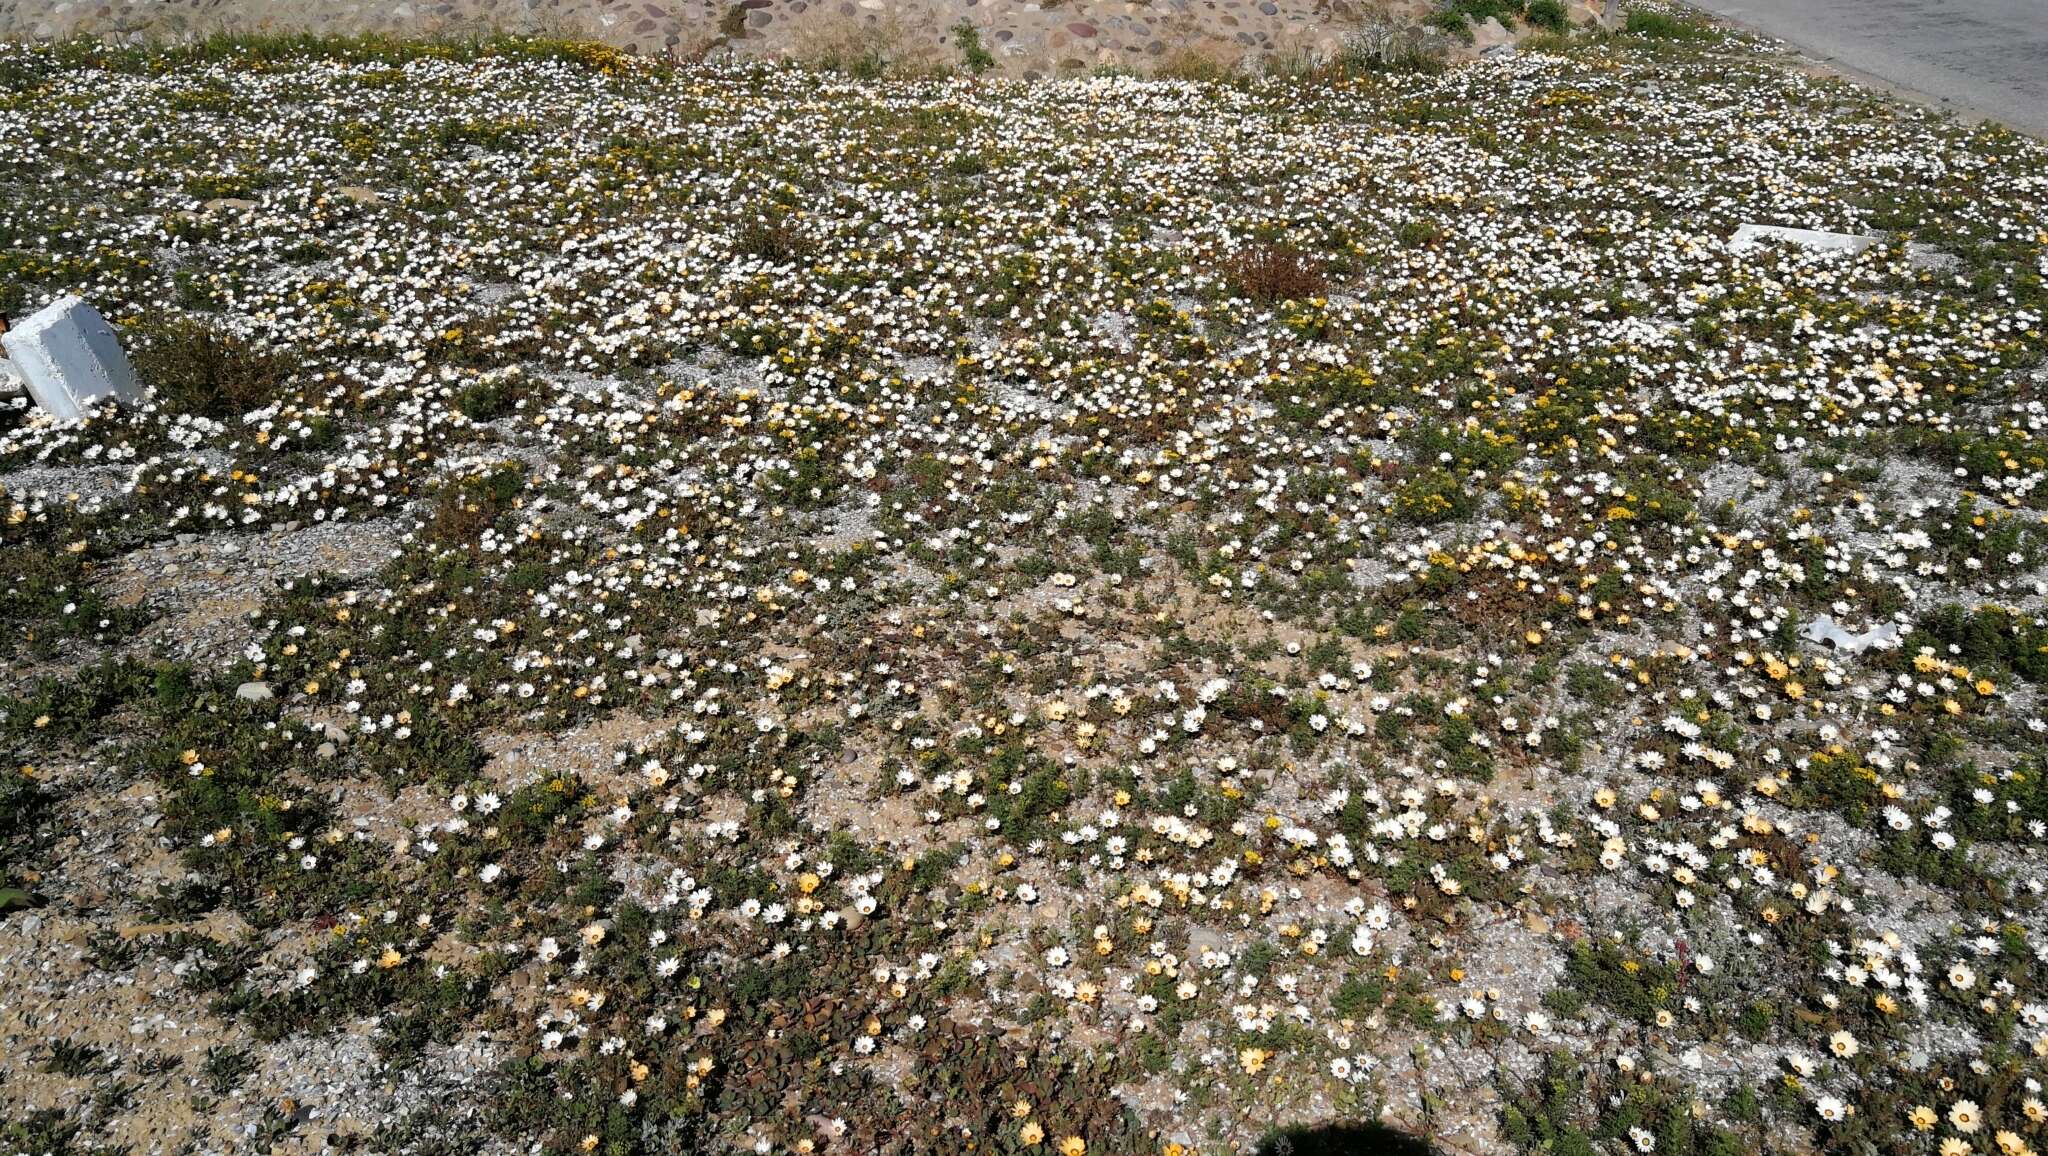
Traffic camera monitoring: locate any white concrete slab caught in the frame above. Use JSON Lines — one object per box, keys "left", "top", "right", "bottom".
{"left": 0, "top": 296, "right": 143, "bottom": 420}
{"left": 1728, "top": 223, "right": 1883, "bottom": 257}
{"left": 1728, "top": 223, "right": 1885, "bottom": 257}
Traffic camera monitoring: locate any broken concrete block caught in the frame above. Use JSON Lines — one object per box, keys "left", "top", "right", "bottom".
{"left": 1729, "top": 224, "right": 1882, "bottom": 258}
{"left": 0, "top": 296, "right": 144, "bottom": 420}
{"left": 1800, "top": 615, "right": 1903, "bottom": 655}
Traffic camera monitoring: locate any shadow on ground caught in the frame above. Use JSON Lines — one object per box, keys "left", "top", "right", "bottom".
{"left": 1256, "top": 1123, "right": 1438, "bottom": 1156}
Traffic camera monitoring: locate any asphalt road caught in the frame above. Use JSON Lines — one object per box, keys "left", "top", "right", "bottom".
{"left": 1683, "top": 0, "right": 2048, "bottom": 138}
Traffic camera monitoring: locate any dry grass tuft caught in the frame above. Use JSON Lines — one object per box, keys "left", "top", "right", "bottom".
{"left": 1226, "top": 244, "right": 1329, "bottom": 302}
{"left": 784, "top": 10, "right": 949, "bottom": 77}
{"left": 1154, "top": 44, "right": 1240, "bottom": 82}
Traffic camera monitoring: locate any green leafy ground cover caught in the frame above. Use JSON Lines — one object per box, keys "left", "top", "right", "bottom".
{"left": 1, "top": 15, "right": 2046, "bottom": 1155}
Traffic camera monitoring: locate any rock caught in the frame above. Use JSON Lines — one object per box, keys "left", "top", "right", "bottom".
{"left": 316, "top": 742, "right": 339, "bottom": 759}
{"left": 1906, "top": 242, "right": 1961, "bottom": 272}
{"left": 1469, "top": 16, "right": 1513, "bottom": 52}
{"left": 1728, "top": 223, "right": 1881, "bottom": 257}
{"left": 1, "top": 296, "right": 145, "bottom": 421}
{"left": 0, "top": 356, "right": 22, "bottom": 394}
{"left": 236, "top": 681, "right": 275, "bottom": 703}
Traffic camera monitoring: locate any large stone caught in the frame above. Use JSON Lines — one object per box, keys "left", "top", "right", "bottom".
{"left": 1728, "top": 223, "right": 1882, "bottom": 258}
{"left": 1906, "top": 242, "right": 1961, "bottom": 272}
{"left": 1469, "top": 16, "right": 1513, "bottom": 52}
{"left": 1, "top": 296, "right": 144, "bottom": 420}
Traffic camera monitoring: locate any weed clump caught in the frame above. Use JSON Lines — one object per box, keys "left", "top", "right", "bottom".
{"left": 1262, "top": 21, "right": 1443, "bottom": 80}
{"left": 1625, "top": 8, "right": 1717, "bottom": 39}
{"left": 128, "top": 315, "right": 299, "bottom": 419}
{"left": 1333, "top": 21, "right": 1445, "bottom": 74}
{"left": 1227, "top": 244, "right": 1328, "bottom": 303}
{"left": 790, "top": 13, "right": 944, "bottom": 78}
{"left": 1429, "top": 0, "right": 1574, "bottom": 36}
{"left": 1155, "top": 46, "right": 1238, "bottom": 82}
{"left": 734, "top": 216, "right": 815, "bottom": 262}
{"left": 951, "top": 21, "right": 996, "bottom": 74}
{"left": 1524, "top": 0, "right": 1569, "bottom": 30}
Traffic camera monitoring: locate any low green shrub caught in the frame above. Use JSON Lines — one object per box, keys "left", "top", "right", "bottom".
{"left": 1625, "top": 9, "right": 1716, "bottom": 39}
{"left": 1525, "top": 0, "right": 1568, "bottom": 30}
{"left": 951, "top": 22, "right": 995, "bottom": 74}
